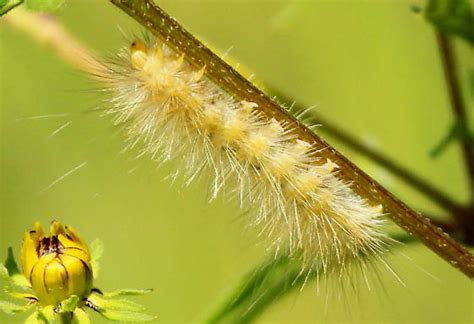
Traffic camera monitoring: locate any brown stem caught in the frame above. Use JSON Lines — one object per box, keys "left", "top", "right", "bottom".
{"left": 110, "top": 0, "right": 474, "bottom": 278}
{"left": 436, "top": 32, "right": 474, "bottom": 205}
{"left": 272, "top": 89, "right": 463, "bottom": 214}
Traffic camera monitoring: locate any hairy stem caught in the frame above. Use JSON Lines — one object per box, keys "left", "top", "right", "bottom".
{"left": 109, "top": 0, "right": 474, "bottom": 278}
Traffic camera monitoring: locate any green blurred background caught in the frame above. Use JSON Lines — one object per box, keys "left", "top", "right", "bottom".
{"left": 1, "top": 0, "right": 473, "bottom": 323}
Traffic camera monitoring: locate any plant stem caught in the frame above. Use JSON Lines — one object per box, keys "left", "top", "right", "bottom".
{"left": 0, "top": 0, "right": 23, "bottom": 16}
{"left": 436, "top": 32, "right": 474, "bottom": 203}
{"left": 272, "top": 89, "right": 463, "bottom": 214}
{"left": 110, "top": 0, "right": 474, "bottom": 278}
{"left": 436, "top": 31, "right": 474, "bottom": 244}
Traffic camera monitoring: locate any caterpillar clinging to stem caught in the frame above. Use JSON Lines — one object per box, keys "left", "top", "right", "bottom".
{"left": 102, "top": 36, "right": 389, "bottom": 277}
{"left": 103, "top": 0, "right": 474, "bottom": 278}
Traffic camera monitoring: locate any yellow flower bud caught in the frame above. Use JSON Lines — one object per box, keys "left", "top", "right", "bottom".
{"left": 20, "top": 221, "right": 93, "bottom": 306}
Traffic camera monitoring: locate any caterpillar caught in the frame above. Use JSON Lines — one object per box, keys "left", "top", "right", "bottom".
{"left": 98, "top": 36, "right": 392, "bottom": 279}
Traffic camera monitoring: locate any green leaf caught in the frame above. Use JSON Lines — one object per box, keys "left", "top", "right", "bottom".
{"left": 88, "top": 294, "right": 146, "bottom": 312}
{"left": 0, "top": 0, "right": 23, "bottom": 16}
{"left": 205, "top": 233, "right": 415, "bottom": 324}
{"left": 8, "top": 291, "right": 37, "bottom": 300}
{"left": 24, "top": 307, "right": 55, "bottom": 324}
{"left": 24, "top": 0, "right": 64, "bottom": 12}
{"left": 0, "top": 263, "right": 8, "bottom": 277}
{"left": 89, "top": 239, "right": 104, "bottom": 278}
{"left": 0, "top": 300, "right": 29, "bottom": 315}
{"left": 37, "top": 306, "right": 55, "bottom": 323}
{"left": 4, "top": 247, "right": 30, "bottom": 288}
{"left": 24, "top": 310, "right": 43, "bottom": 324}
{"left": 60, "top": 295, "right": 79, "bottom": 313}
{"left": 0, "top": 263, "right": 10, "bottom": 287}
{"left": 425, "top": 0, "right": 474, "bottom": 45}
{"left": 99, "top": 309, "right": 156, "bottom": 322}
{"left": 103, "top": 288, "right": 153, "bottom": 298}
{"left": 205, "top": 254, "right": 306, "bottom": 324}
{"left": 5, "top": 247, "right": 21, "bottom": 276}
{"left": 11, "top": 274, "right": 29, "bottom": 289}
{"left": 87, "top": 293, "right": 155, "bottom": 322}
{"left": 72, "top": 308, "right": 90, "bottom": 324}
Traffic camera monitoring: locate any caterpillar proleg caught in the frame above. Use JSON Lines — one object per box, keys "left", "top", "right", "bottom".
{"left": 98, "top": 36, "right": 392, "bottom": 278}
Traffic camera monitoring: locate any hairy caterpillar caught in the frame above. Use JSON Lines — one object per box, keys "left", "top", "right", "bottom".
{"left": 98, "top": 36, "right": 392, "bottom": 279}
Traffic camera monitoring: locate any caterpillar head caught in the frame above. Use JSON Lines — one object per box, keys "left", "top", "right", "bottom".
{"left": 129, "top": 40, "right": 149, "bottom": 70}
{"left": 128, "top": 40, "right": 187, "bottom": 94}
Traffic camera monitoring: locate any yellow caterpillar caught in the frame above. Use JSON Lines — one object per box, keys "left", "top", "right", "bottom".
{"left": 99, "top": 37, "right": 391, "bottom": 278}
